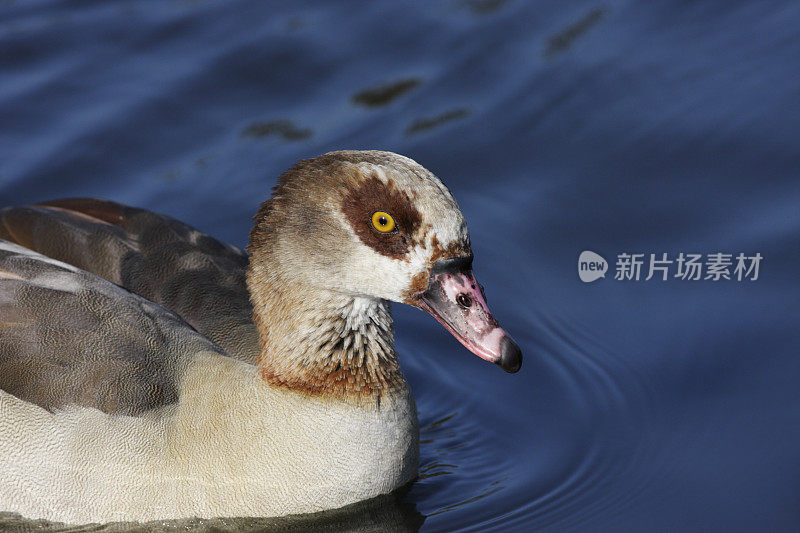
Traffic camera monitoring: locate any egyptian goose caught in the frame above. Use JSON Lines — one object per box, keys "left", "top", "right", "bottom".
{"left": 0, "top": 150, "right": 520, "bottom": 524}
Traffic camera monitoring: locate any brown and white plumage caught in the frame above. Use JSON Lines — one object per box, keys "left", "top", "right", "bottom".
{"left": 0, "top": 150, "right": 520, "bottom": 524}
{"left": 0, "top": 198, "right": 260, "bottom": 365}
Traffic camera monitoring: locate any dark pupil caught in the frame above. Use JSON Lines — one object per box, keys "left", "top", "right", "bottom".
{"left": 379, "top": 216, "right": 387, "bottom": 226}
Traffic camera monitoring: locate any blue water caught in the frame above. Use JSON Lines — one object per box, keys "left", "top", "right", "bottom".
{"left": 2, "top": 0, "right": 800, "bottom": 531}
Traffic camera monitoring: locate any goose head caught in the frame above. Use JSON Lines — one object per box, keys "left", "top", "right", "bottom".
{"left": 248, "top": 150, "right": 521, "bottom": 375}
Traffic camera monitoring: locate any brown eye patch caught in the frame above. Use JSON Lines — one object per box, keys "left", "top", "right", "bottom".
{"left": 341, "top": 175, "right": 422, "bottom": 259}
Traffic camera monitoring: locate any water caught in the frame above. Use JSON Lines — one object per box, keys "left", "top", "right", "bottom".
{"left": 2, "top": 0, "right": 800, "bottom": 531}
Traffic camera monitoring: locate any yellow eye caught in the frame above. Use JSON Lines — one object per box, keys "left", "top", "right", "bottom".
{"left": 371, "top": 211, "right": 396, "bottom": 233}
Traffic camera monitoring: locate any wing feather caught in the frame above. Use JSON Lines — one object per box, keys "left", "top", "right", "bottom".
{"left": 0, "top": 241, "right": 220, "bottom": 415}
{"left": 0, "top": 199, "right": 259, "bottom": 363}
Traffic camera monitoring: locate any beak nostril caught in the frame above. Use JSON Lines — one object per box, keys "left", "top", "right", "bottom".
{"left": 456, "top": 293, "right": 472, "bottom": 308}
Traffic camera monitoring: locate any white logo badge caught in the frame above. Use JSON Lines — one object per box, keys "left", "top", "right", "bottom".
{"left": 578, "top": 250, "right": 608, "bottom": 282}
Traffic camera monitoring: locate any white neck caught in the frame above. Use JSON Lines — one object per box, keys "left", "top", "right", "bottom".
{"left": 248, "top": 256, "right": 406, "bottom": 404}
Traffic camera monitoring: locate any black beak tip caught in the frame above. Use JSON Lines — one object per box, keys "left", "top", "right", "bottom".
{"left": 498, "top": 336, "right": 522, "bottom": 373}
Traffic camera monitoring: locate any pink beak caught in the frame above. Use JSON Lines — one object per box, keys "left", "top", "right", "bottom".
{"left": 415, "top": 256, "right": 522, "bottom": 373}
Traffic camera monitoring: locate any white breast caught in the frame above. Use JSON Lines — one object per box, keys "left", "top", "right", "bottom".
{"left": 0, "top": 352, "right": 419, "bottom": 524}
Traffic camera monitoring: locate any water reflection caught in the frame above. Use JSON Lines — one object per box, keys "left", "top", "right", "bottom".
{"left": 352, "top": 79, "right": 422, "bottom": 107}
{"left": 545, "top": 7, "right": 607, "bottom": 57}
{"left": 241, "top": 120, "right": 313, "bottom": 141}
{"left": 2, "top": 0, "right": 799, "bottom": 530}
{"left": 0, "top": 491, "right": 424, "bottom": 532}
{"left": 405, "top": 109, "right": 470, "bottom": 136}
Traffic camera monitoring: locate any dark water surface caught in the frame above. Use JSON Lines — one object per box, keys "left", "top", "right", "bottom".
{"left": 2, "top": 1, "right": 800, "bottom": 531}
